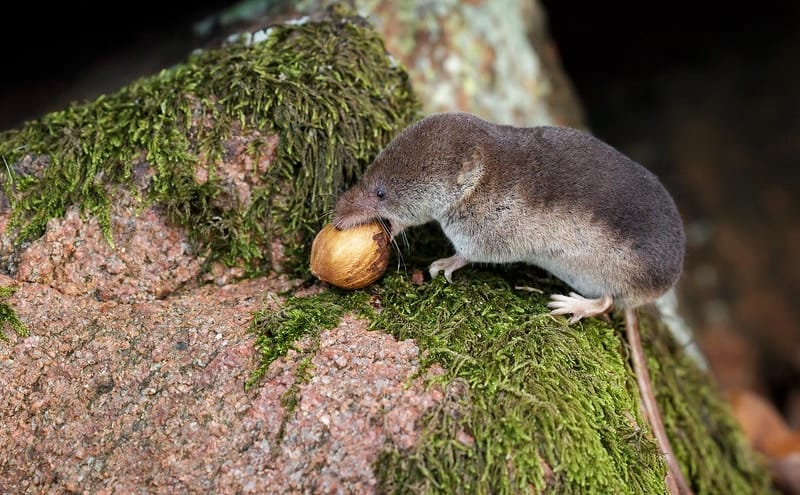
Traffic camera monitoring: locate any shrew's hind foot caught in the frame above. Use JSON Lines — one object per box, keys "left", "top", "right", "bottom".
{"left": 548, "top": 293, "right": 614, "bottom": 324}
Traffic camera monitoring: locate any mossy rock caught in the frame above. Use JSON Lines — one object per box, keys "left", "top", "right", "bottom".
{"left": 0, "top": 4, "right": 419, "bottom": 277}
{"left": 250, "top": 236, "right": 774, "bottom": 493}
{"left": 0, "top": 3, "right": 774, "bottom": 493}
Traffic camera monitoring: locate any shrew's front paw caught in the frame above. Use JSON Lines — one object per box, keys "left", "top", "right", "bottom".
{"left": 428, "top": 254, "right": 468, "bottom": 283}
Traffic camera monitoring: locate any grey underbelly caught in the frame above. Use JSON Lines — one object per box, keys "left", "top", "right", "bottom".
{"left": 444, "top": 220, "right": 641, "bottom": 297}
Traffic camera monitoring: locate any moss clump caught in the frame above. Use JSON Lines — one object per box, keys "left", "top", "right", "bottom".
{"left": 0, "top": 286, "right": 28, "bottom": 341}
{"left": 371, "top": 270, "right": 665, "bottom": 494}
{"left": 639, "top": 316, "right": 773, "bottom": 494}
{"left": 246, "top": 287, "right": 371, "bottom": 448}
{"left": 246, "top": 288, "right": 370, "bottom": 388}
{"left": 249, "top": 261, "right": 773, "bottom": 493}
{"left": 0, "top": 5, "right": 419, "bottom": 275}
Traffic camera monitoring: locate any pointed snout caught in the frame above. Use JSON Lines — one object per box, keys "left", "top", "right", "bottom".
{"left": 332, "top": 185, "right": 379, "bottom": 230}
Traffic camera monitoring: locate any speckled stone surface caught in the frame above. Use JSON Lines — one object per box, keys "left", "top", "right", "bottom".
{"left": 1, "top": 126, "right": 281, "bottom": 303}
{"left": 14, "top": 199, "right": 202, "bottom": 302}
{"left": 0, "top": 274, "right": 443, "bottom": 493}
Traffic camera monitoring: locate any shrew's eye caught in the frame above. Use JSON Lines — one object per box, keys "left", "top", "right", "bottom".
{"left": 375, "top": 187, "right": 386, "bottom": 200}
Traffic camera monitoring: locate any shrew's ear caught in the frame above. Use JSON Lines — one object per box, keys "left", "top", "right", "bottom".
{"left": 456, "top": 147, "right": 485, "bottom": 190}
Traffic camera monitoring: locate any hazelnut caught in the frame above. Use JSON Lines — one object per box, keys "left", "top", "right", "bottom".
{"left": 309, "top": 221, "right": 391, "bottom": 289}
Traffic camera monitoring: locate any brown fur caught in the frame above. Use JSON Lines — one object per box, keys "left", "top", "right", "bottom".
{"left": 334, "top": 112, "right": 685, "bottom": 309}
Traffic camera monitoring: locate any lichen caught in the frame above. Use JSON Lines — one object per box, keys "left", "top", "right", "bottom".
{"left": 0, "top": 5, "right": 419, "bottom": 275}
{"left": 0, "top": 286, "right": 28, "bottom": 341}
{"left": 249, "top": 254, "right": 774, "bottom": 493}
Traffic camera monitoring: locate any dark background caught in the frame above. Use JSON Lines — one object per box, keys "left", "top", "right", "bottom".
{"left": 3, "top": 1, "right": 799, "bottom": 422}
{"left": 1, "top": 2, "right": 224, "bottom": 131}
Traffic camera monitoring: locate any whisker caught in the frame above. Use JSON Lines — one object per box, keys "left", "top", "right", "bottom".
{"left": 391, "top": 235, "right": 406, "bottom": 271}
{"left": 311, "top": 208, "right": 336, "bottom": 228}
{"left": 376, "top": 217, "right": 389, "bottom": 235}
{"left": 321, "top": 207, "right": 336, "bottom": 220}
{"left": 388, "top": 222, "right": 409, "bottom": 271}
{"left": 377, "top": 218, "right": 405, "bottom": 271}
{"left": 378, "top": 218, "right": 393, "bottom": 244}
{"left": 400, "top": 230, "right": 410, "bottom": 252}
{"left": 394, "top": 234, "right": 407, "bottom": 271}
{"left": 318, "top": 191, "right": 337, "bottom": 206}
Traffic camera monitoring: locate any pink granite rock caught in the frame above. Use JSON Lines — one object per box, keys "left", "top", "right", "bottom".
{"left": 0, "top": 274, "right": 443, "bottom": 493}
{"left": 14, "top": 197, "right": 201, "bottom": 302}
{"left": 1, "top": 125, "right": 281, "bottom": 303}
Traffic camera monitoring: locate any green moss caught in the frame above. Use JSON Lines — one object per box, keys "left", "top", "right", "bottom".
{"left": 0, "top": 6, "right": 419, "bottom": 275}
{"left": 0, "top": 286, "right": 28, "bottom": 341}
{"left": 371, "top": 270, "right": 665, "bottom": 494}
{"left": 246, "top": 288, "right": 370, "bottom": 388}
{"left": 639, "top": 316, "right": 774, "bottom": 494}
{"left": 249, "top": 258, "right": 773, "bottom": 493}
{"left": 246, "top": 286, "right": 371, "bottom": 449}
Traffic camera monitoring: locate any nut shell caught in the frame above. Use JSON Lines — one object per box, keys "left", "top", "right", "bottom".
{"left": 309, "top": 222, "right": 391, "bottom": 289}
